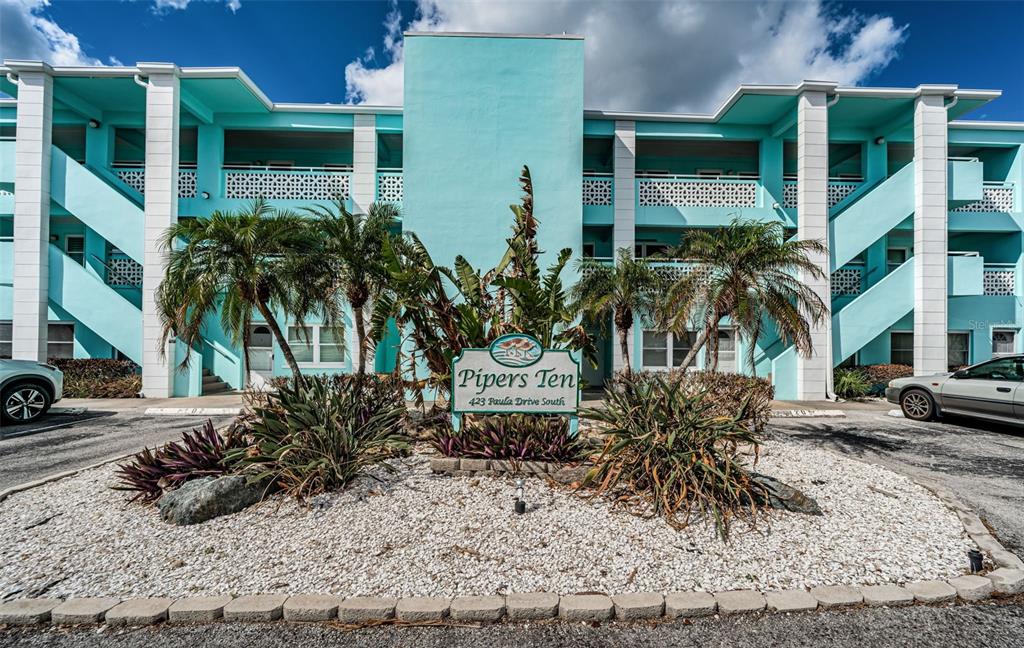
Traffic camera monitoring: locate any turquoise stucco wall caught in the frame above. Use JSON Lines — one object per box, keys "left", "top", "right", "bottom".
{"left": 402, "top": 34, "right": 584, "bottom": 270}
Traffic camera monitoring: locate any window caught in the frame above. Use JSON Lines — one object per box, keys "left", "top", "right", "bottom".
{"left": 891, "top": 332, "right": 913, "bottom": 366}
{"left": 642, "top": 330, "right": 667, "bottom": 367}
{"left": 582, "top": 243, "right": 596, "bottom": 258}
{"left": 65, "top": 235, "right": 85, "bottom": 265}
{"left": 634, "top": 243, "right": 669, "bottom": 259}
{"left": 47, "top": 323, "right": 74, "bottom": 359}
{"left": 288, "top": 324, "right": 346, "bottom": 365}
{"left": 717, "top": 329, "right": 737, "bottom": 371}
{"left": 961, "top": 357, "right": 1024, "bottom": 382}
{"left": 948, "top": 333, "right": 969, "bottom": 369}
{"left": 288, "top": 326, "right": 314, "bottom": 363}
{"left": 643, "top": 329, "right": 697, "bottom": 369}
{"left": 887, "top": 247, "right": 909, "bottom": 271}
{"left": 993, "top": 330, "right": 1016, "bottom": 357}
{"left": 0, "top": 322, "right": 73, "bottom": 358}
{"left": 0, "top": 321, "right": 10, "bottom": 358}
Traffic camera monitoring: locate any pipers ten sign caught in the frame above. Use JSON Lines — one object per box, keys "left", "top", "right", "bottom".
{"left": 451, "top": 334, "right": 580, "bottom": 414}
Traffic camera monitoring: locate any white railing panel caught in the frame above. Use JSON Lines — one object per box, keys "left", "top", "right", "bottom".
{"left": 983, "top": 268, "right": 1015, "bottom": 296}
{"left": 376, "top": 173, "right": 403, "bottom": 203}
{"left": 831, "top": 267, "right": 862, "bottom": 296}
{"left": 582, "top": 177, "right": 612, "bottom": 206}
{"left": 951, "top": 185, "right": 1015, "bottom": 213}
{"left": 638, "top": 178, "right": 757, "bottom": 208}
{"left": 224, "top": 168, "right": 351, "bottom": 200}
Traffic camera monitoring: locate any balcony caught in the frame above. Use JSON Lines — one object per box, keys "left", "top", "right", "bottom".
{"left": 983, "top": 264, "right": 1016, "bottom": 296}
{"left": 950, "top": 182, "right": 1016, "bottom": 214}
{"left": 638, "top": 174, "right": 757, "bottom": 208}
{"left": 223, "top": 165, "right": 351, "bottom": 201}
{"left": 831, "top": 264, "right": 863, "bottom": 296}
{"left": 582, "top": 174, "right": 613, "bottom": 206}
{"left": 112, "top": 163, "right": 197, "bottom": 198}
{"left": 106, "top": 252, "right": 143, "bottom": 287}
{"left": 782, "top": 178, "right": 863, "bottom": 209}
{"left": 376, "top": 170, "right": 403, "bottom": 204}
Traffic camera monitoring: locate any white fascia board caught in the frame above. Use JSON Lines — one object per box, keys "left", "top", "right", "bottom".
{"left": 949, "top": 120, "right": 1024, "bottom": 131}
{"left": 404, "top": 31, "right": 584, "bottom": 40}
{"left": 271, "top": 103, "right": 402, "bottom": 115}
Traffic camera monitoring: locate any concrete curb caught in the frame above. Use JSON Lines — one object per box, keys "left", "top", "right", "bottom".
{"left": 770, "top": 409, "right": 846, "bottom": 418}
{"left": 144, "top": 407, "right": 242, "bottom": 417}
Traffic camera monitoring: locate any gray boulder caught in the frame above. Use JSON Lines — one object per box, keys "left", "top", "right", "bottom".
{"left": 750, "top": 473, "right": 822, "bottom": 516}
{"left": 157, "top": 475, "right": 264, "bottom": 525}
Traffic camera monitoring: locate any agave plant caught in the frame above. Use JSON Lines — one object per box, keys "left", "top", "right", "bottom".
{"left": 582, "top": 373, "right": 766, "bottom": 539}
{"left": 113, "top": 419, "right": 243, "bottom": 503}
{"left": 227, "top": 375, "right": 410, "bottom": 500}
{"left": 431, "top": 414, "right": 585, "bottom": 462}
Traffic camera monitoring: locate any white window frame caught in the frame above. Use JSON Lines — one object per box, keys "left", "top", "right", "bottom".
{"left": 890, "top": 330, "right": 913, "bottom": 366}
{"left": 634, "top": 242, "right": 669, "bottom": 259}
{"left": 65, "top": 234, "right": 85, "bottom": 266}
{"left": 993, "top": 329, "right": 1017, "bottom": 358}
{"left": 289, "top": 324, "right": 347, "bottom": 368}
{"left": 886, "top": 246, "right": 909, "bottom": 271}
{"left": 46, "top": 321, "right": 75, "bottom": 359}
{"left": 641, "top": 329, "right": 699, "bottom": 371}
{"left": 716, "top": 328, "right": 740, "bottom": 373}
{"left": 0, "top": 320, "right": 11, "bottom": 359}
{"left": 947, "top": 331, "right": 970, "bottom": 369}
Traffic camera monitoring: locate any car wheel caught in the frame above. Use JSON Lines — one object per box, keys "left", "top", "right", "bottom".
{"left": 900, "top": 388, "right": 935, "bottom": 421}
{"left": 1, "top": 382, "right": 52, "bottom": 425}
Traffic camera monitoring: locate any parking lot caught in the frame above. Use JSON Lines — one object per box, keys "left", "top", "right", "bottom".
{"left": 0, "top": 407, "right": 237, "bottom": 492}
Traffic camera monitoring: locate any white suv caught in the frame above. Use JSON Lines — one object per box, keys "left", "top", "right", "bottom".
{"left": 1, "top": 360, "right": 64, "bottom": 425}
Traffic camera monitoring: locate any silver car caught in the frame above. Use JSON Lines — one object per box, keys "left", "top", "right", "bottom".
{"left": 886, "top": 355, "right": 1024, "bottom": 425}
{"left": 1, "top": 359, "right": 64, "bottom": 425}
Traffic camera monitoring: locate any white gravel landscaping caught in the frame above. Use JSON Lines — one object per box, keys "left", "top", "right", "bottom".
{"left": 0, "top": 437, "right": 973, "bottom": 599}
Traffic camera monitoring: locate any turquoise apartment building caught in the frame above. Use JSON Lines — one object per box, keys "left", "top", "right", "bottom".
{"left": 1, "top": 32, "right": 1023, "bottom": 400}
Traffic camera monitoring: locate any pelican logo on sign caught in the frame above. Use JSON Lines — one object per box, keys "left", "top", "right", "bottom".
{"left": 490, "top": 334, "right": 543, "bottom": 368}
{"left": 450, "top": 333, "right": 580, "bottom": 436}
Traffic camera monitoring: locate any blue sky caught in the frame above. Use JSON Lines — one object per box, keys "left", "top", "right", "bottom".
{"left": 2, "top": 0, "right": 1022, "bottom": 120}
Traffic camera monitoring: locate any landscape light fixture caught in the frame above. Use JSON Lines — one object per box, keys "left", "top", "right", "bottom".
{"left": 88, "top": 119, "right": 100, "bottom": 129}
{"left": 514, "top": 478, "right": 526, "bottom": 515}
{"left": 968, "top": 549, "right": 983, "bottom": 573}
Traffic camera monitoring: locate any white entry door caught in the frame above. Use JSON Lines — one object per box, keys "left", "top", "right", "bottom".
{"left": 249, "top": 324, "right": 274, "bottom": 375}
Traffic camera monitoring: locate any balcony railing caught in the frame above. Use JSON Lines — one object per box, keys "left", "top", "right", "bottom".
{"left": 112, "top": 164, "right": 197, "bottom": 198}
{"left": 100, "top": 252, "right": 143, "bottom": 287}
{"left": 376, "top": 169, "right": 403, "bottom": 204}
{"left": 983, "top": 264, "right": 1016, "bottom": 296}
{"left": 782, "top": 178, "right": 863, "bottom": 209}
{"left": 832, "top": 264, "right": 863, "bottom": 296}
{"left": 951, "top": 182, "right": 1016, "bottom": 213}
{"left": 583, "top": 174, "right": 613, "bottom": 206}
{"left": 223, "top": 165, "right": 351, "bottom": 200}
{"left": 638, "top": 174, "right": 758, "bottom": 208}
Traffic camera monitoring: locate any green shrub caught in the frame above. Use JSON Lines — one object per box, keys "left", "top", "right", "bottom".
{"left": 610, "top": 370, "right": 773, "bottom": 434}
{"left": 113, "top": 419, "right": 244, "bottom": 503}
{"left": 583, "top": 373, "right": 765, "bottom": 539}
{"left": 229, "top": 375, "right": 410, "bottom": 500}
{"left": 430, "top": 414, "right": 585, "bottom": 462}
{"left": 51, "top": 358, "right": 141, "bottom": 398}
{"left": 834, "top": 368, "right": 872, "bottom": 399}
{"left": 842, "top": 364, "right": 914, "bottom": 395}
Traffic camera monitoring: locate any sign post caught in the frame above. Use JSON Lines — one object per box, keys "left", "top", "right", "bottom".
{"left": 451, "top": 333, "right": 580, "bottom": 435}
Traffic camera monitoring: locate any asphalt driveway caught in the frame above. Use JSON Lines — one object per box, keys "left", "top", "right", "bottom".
{"left": 0, "top": 409, "right": 236, "bottom": 492}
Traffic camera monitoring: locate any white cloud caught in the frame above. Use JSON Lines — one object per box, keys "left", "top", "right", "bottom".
{"left": 344, "top": 0, "right": 907, "bottom": 112}
{"left": 151, "top": 0, "right": 241, "bottom": 13}
{"left": 0, "top": 0, "right": 103, "bottom": 66}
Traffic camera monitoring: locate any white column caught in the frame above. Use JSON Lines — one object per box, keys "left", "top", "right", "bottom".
{"left": 10, "top": 62, "right": 53, "bottom": 362}
{"left": 139, "top": 64, "right": 180, "bottom": 398}
{"left": 914, "top": 90, "right": 950, "bottom": 374}
{"left": 351, "top": 113, "right": 377, "bottom": 213}
{"left": 350, "top": 113, "right": 378, "bottom": 371}
{"left": 795, "top": 90, "right": 831, "bottom": 400}
{"left": 611, "top": 120, "right": 636, "bottom": 372}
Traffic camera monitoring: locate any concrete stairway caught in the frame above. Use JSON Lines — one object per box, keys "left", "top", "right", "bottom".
{"left": 201, "top": 368, "right": 232, "bottom": 395}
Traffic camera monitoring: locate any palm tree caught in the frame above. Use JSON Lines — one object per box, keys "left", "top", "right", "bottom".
{"left": 302, "top": 199, "right": 399, "bottom": 378}
{"left": 661, "top": 218, "right": 829, "bottom": 371}
{"left": 572, "top": 248, "right": 664, "bottom": 375}
{"left": 156, "top": 199, "right": 317, "bottom": 384}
